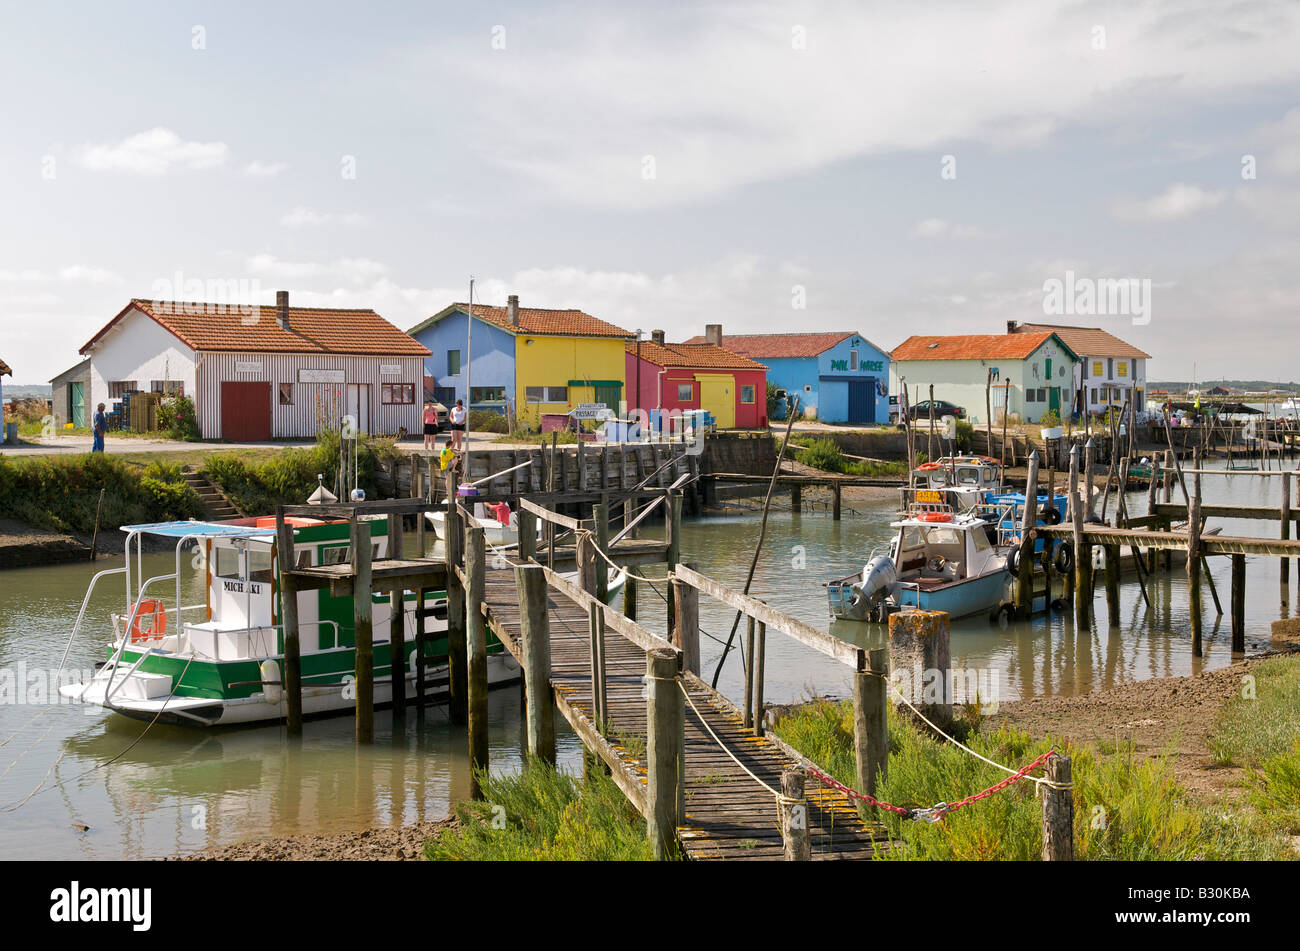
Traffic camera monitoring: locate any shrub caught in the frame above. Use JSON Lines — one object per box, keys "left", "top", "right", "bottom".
{"left": 469, "top": 410, "right": 509, "bottom": 433}
{"left": 157, "top": 395, "right": 201, "bottom": 441}
{"left": 955, "top": 419, "right": 973, "bottom": 452}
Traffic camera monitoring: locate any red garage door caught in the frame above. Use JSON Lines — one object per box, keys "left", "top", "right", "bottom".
{"left": 220, "top": 382, "right": 272, "bottom": 442}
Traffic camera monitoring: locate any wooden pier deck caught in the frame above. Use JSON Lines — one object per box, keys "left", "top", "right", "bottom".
{"left": 478, "top": 564, "right": 887, "bottom": 859}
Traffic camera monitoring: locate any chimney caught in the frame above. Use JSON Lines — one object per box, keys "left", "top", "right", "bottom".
{"left": 651, "top": 329, "right": 665, "bottom": 346}
{"left": 705, "top": 323, "right": 722, "bottom": 346}
{"left": 276, "top": 290, "right": 290, "bottom": 330}
{"left": 507, "top": 294, "right": 520, "bottom": 327}
{"left": 1006, "top": 320, "right": 1018, "bottom": 335}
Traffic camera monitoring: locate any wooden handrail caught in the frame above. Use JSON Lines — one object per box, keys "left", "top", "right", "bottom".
{"left": 518, "top": 497, "right": 589, "bottom": 531}
{"left": 672, "top": 563, "right": 864, "bottom": 670}
{"left": 538, "top": 563, "right": 680, "bottom": 658}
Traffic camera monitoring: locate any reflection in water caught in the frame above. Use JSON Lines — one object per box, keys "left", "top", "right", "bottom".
{"left": 0, "top": 465, "right": 1288, "bottom": 858}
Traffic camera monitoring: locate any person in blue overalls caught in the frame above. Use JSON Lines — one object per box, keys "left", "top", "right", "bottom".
{"left": 92, "top": 403, "right": 107, "bottom": 453}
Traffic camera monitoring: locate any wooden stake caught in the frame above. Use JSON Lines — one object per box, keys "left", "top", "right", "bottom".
{"left": 671, "top": 570, "right": 700, "bottom": 676}
{"left": 1188, "top": 465, "right": 1203, "bottom": 657}
{"left": 588, "top": 601, "right": 607, "bottom": 729}
{"left": 853, "top": 648, "right": 888, "bottom": 806}
{"left": 1016, "top": 451, "right": 1039, "bottom": 619}
{"left": 1070, "top": 444, "right": 1090, "bottom": 626}
{"left": 780, "top": 769, "right": 810, "bottom": 861}
{"left": 1231, "top": 553, "right": 1246, "bottom": 654}
{"left": 388, "top": 514, "right": 406, "bottom": 716}
{"left": 465, "top": 524, "right": 489, "bottom": 795}
{"left": 646, "top": 648, "right": 682, "bottom": 860}
{"left": 594, "top": 501, "right": 610, "bottom": 603}
{"left": 517, "top": 563, "right": 556, "bottom": 765}
{"left": 275, "top": 509, "right": 303, "bottom": 735}
{"left": 444, "top": 471, "right": 467, "bottom": 724}
{"left": 351, "top": 516, "right": 374, "bottom": 744}
{"left": 1041, "top": 752, "right": 1073, "bottom": 861}
{"left": 1282, "top": 471, "right": 1291, "bottom": 603}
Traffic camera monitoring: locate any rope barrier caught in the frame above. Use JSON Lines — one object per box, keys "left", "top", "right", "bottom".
{"left": 675, "top": 680, "right": 798, "bottom": 805}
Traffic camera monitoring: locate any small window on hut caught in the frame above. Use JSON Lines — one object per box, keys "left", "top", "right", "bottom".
{"left": 382, "top": 383, "right": 415, "bottom": 405}
{"left": 279, "top": 383, "right": 294, "bottom": 405}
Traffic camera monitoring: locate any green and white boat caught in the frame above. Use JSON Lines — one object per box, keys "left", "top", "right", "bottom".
{"left": 59, "top": 516, "right": 521, "bottom": 727}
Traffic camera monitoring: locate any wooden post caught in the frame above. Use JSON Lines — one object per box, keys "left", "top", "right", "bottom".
{"left": 1070, "top": 444, "right": 1090, "bottom": 626}
{"left": 929, "top": 384, "right": 937, "bottom": 463}
{"left": 1083, "top": 437, "right": 1097, "bottom": 520}
{"left": 752, "top": 617, "right": 767, "bottom": 736}
{"left": 594, "top": 501, "right": 610, "bottom": 603}
{"left": 832, "top": 482, "right": 842, "bottom": 521}
{"left": 444, "top": 471, "right": 466, "bottom": 724}
{"left": 576, "top": 530, "right": 597, "bottom": 596}
{"left": 1016, "top": 451, "right": 1039, "bottom": 619}
{"left": 1282, "top": 471, "right": 1292, "bottom": 603}
{"left": 1188, "top": 466, "right": 1203, "bottom": 657}
{"left": 791, "top": 483, "right": 801, "bottom": 512}
{"left": 1040, "top": 753, "right": 1073, "bottom": 861}
{"left": 887, "top": 609, "right": 951, "bottom": 731}
{"left": 1231, "top": 553, "right": 1246, "bottom": 654}
{"left": 646, "top": 648, "right": 683, "bottom": 860}
{"left": 588, "top": 602, "right": 608, "bottom": 728}
{"left": 465, "top": 524, "right": 489, "bottom": 796}
{"left": 1105, "top": 543, "right": 1120, "bottom": 627}
{"left": 350, "top": 516, "right": 375, "bottom": 744}
{"left": 275, "top": 510, "right": 303, "bottom": 736}
{"left": 742, "top": 615, "right": 755, "bottom": 729}
{"left": 516, "top": 564, "right": 556, "bottom": 765}
{"left": 414, "top": 465, "right": 426, "bottom": 555}
{"left": 517, "top": 507, "right": 537, "bottom": 562}
{"left": 623, "top": 495, "right": 637, "bottom": 538}
{"left": 665, "top": 491, "right": 682, "bottom": 632}
{"left": 853, "top": 648, "right": 888, "bottom": 805}
{"left": 671, "top": 571, "right": 700, "bottom": 676}
{"left": 1161, "top": 450, "right": 1174, "bottom": 570}
{"left": 388, "top": 515, "right": 407, "bottom": 716}
{"left": 780, "top": 769, "right": 810, "bottom": 861}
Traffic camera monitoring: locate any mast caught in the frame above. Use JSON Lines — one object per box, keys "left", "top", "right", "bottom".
{"left": 466, "top": 276, "right": 474, "bottom": 450}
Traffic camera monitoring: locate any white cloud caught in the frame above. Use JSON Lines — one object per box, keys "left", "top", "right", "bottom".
{"left": 1111, "top": 183, "right": 1227, "bottom": 222}
{"left": 280, "top": 206, "right": 367, "bottom": 228}
{"left": 76, "top": 127, "right": 229, "bottom": 174}
{"left": 58, "top": 265, "right": 122, "bottom": 284}
{"left": 424, "top": 1, "right": 1300, "bottom": 208}
{"left": 245, "top": 160, "right": 289, "bottom": 177}
{"left": 0, "top": 269, "right": 47, "bottom": 282}
{"left": 245, "top": 254, "right": 389, "bottom": 284}
{"left": 1236, "top": 184, "right": 1300, "bottom": 230}
{"left": 910, "top": 218, "right": 996, "bottom": 239}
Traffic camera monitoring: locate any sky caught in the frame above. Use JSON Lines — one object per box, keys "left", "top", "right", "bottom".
{"left": 2, "top": 0, "right": 1299, "bottom": 384}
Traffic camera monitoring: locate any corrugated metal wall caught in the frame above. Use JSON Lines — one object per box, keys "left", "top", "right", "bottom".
{"left": 196, "top": 352, "right": 424, "bottom": 439}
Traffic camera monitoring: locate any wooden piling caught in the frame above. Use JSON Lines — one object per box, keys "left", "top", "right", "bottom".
{"left": 665, "top": 491, "right": 682, "bottom": 633}
{"left": 465, "top": 525, "right": 489, "bottom": 796}
{"left": 1070, "top": 445, "right": 1090, "bottom": 626}
{"left": 1282, "top": 471, "right": 1291, "bottom": 602}
{"left": 853, "top": 647, "right": 888, "bottom": 805}
{"left": 742, "top": 615, "right": 755, "bottom": 729}
{"left": 274, "top": 510, "right": 303, "bottom": 736}
{"left": 588, "top": 601, "right": 608, "bottom": 728}
{"left": 887, "top": 609, "right": 951, "bottom": 731}
{"left": 350, "top": 516, "right": 375, "bottom": 744}
{"left": 752, "top": 617, "right": 767, "bottom": 736}
{"left": 780, "top": 769, "right": 810, "bottom": 861}
{"left": 1105, "top": 543, "right": 1120, "bottom": 627}
{"left": 388, "top": 515, "right": 407, "bottom": 716}
{"left": 594, "top": 501, "right": 610, "bottom": 603}
{"left": 444, "top": 471, "right": 467, "bottom": 724}
{"left": 1231, "top": 553, "right": 1246, "bottom": 654}
{"left": 1188, "top": 465, "right": 1203, "bottom": 657}
{"left": 1041, "top": 752, "right": 1073, "bottom": 861}
{"left": 832, "top": 482, "right": 842, "bottom": 521}
{"left": 671, "top": 570, "right": 700, "bottom": 676}
{"left": 791, "top": 484, "right": 801, "bottom": 512}
{"left": 1161, "top": 450, "right": 1174, "bottom": 570}
{"left": 517, "top": 564, "right": 556, "bottom": 765}
{"left": 1016, "top": 452, "right": 1039, "bottom": 619}
{"left": 517, "top": 506, "right": 536, "bottom": 562}
{"left": 646, "top": 648, "right": 683, "bottom": 860}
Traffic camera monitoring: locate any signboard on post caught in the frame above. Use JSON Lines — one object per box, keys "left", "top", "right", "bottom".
{"left": 571, "top": 402, "right": 613, "bottom": 420}
{"left": 298, "top": 369, "right": 346, "bottom": 384}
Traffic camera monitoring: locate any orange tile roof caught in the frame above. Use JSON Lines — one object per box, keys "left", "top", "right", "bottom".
{"left": 416, "top": 302, "right": 634, "bottom": 339}
{"left": 81, "top": 299, "right": 430, "bottom": 357}
{"left": 1010, "top": 322, "right": 1150, "bottom": 359}
{"left": 891, "top": 332, "right": 1075, "bottom": 362}
{"left": 679, "top": 331, "right": 856, "bottom": 359}
{"left": 628, "top": 341, "right": 767, "bottom": 370}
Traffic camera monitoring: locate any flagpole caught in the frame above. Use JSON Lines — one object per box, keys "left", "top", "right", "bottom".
{"left": 466, "top": 276, "right": 474, "bottom": 453}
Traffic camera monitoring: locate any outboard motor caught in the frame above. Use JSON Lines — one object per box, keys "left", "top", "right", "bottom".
{"left": 848, "top": 554, "right": 899, "bottom": 620}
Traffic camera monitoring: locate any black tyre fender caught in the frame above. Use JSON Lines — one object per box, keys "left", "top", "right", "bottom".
{"left": 991, "top": 603, "right": 1014, "bottom": 626}
{"left": 1007, "top": 547, "right": 1021, "bottom": 574}
{"left": 1053, "top": 541, "right": 1074, "bottom": 574}
{"left": 1043, "top": 507, "right": 1062, "bottom": 525}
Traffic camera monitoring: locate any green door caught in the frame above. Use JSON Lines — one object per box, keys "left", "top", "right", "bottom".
{"left": 69, "top": 382, "right": 85, "bottom": 427}
{"left": 593, "top": 384, "right": 621, "bottom": 415}
{"left": 1049, "top": 387, "right": 1060, "bottom": 416}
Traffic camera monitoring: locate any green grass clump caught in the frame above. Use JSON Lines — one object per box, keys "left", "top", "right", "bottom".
{"left": 1209, "top": 656, "right": 1300, "bottom": 767}
{"left": 1246, "top": 742, "right": 1300, "bottom": 834}
{"left": 775, "top": 698, "right": 1293, "bottom": 861}
{"left": 425, "top": 759, "right": 657, "bottom": 861}
{"left": 785, "top": 435, "right": 906, "bottom": 477}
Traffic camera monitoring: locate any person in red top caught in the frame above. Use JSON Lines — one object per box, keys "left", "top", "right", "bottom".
{"left": 422, "top": 401, "right": 439, "bottom": 451}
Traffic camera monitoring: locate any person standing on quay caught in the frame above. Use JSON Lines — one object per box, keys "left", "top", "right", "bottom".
{"left": 92, "top": 403, "right": 107, "bottom": 453}
{"left": 422, "top": 400, "right": 439, "bottom": 451}
{"left": 449, "top": 399, "right": 467, "bottom": 452}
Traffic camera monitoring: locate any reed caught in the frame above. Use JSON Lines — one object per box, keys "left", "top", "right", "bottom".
{"left": 1210, "top": 656, "right": 1300, "bottom": 767}
{"left": 425, "top": 759, "right": 657, "bottom": 861}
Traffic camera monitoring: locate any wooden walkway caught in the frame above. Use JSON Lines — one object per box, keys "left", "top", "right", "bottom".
{"left": 479, "top": 566, "right": 888, "bottom": 860}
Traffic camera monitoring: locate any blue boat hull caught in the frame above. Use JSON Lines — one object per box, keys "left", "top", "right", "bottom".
{"left": 827, "top": 567, "right": 1010, "bottom": 621}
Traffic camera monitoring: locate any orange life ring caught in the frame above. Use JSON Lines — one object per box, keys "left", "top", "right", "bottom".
{"left": 917, "top": 462, "right": 942, "bottom": 471}
{"left": 130, "top": 599, "right": 167, "bottom": 642}
{"left": 920, "top": 512, "right": 952, "bottom": 522}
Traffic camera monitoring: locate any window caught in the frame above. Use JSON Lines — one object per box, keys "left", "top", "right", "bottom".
{"left": 150, "top": 380, "right": 184, "bottom": 396}
{"left": 1107, "top": 358, "right": 1114, "bottom": 379}
{"left": 248, "top": 548, "right": 274, "bottom": 584}
{"left": 850, "top": 350, "right": 859, "bottom": 371}
{"left": 677, "top": 383, "right": 694, "bottom": 402}
{"left": 740, "top": 385, "right": 755, "bottom": 404}
{"left": 213, "top": 546, "right": 241, "bottom": 578}
{"left": 1117, "top": 361, "right": 1128, "bottom": 378}
{"left": 1090, "top": 388, "right": 1098, "bottom": 404}
{"left": 470, "top": 386, "right": 506, "bottom": 403}
{"left": 447, "top": 350, "right": 461, "bottom": 376}
{"left": 382, "top": 383, "right": 415, "bottom": 404}
{"left": 320, "top": 545, "right": 351, "bottom": 566}
{"left": 1092, "top": 361, "right": 1103, "bottom": 378}
{"left": 525, "top": 386, "right": 568, "bottom": 403}
{"left": 279, "top": 383, "right": 294, "bottom": 405}
{"left": 108, "top": 381, "right": 138, "bottom": 399}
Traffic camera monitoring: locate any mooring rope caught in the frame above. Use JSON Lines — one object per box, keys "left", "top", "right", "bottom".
{"left": 675, "top": 680, "right": 796, "bottom": 805}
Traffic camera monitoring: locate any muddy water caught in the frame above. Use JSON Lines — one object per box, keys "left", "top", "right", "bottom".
{"left": 0, "top": 463, "right": 1289, "bottom": 858}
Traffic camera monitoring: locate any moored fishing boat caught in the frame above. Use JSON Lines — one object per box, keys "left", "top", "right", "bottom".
{"left": 825, "top": 500, "right": 1011, "bottom": 622}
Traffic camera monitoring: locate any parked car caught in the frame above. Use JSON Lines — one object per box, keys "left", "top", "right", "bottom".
{"left": 905, "top": 399, "right": 966, "bottom": 422}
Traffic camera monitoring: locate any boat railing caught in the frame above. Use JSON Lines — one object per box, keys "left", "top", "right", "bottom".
{"left": 100, "top": 569, "right": 179, "bottom": 704}
{"left": 174, "top": 618, "right": 342, "bottom": 661}
{"left": 59, "top": 564, "right": 128, "bottom": 678}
